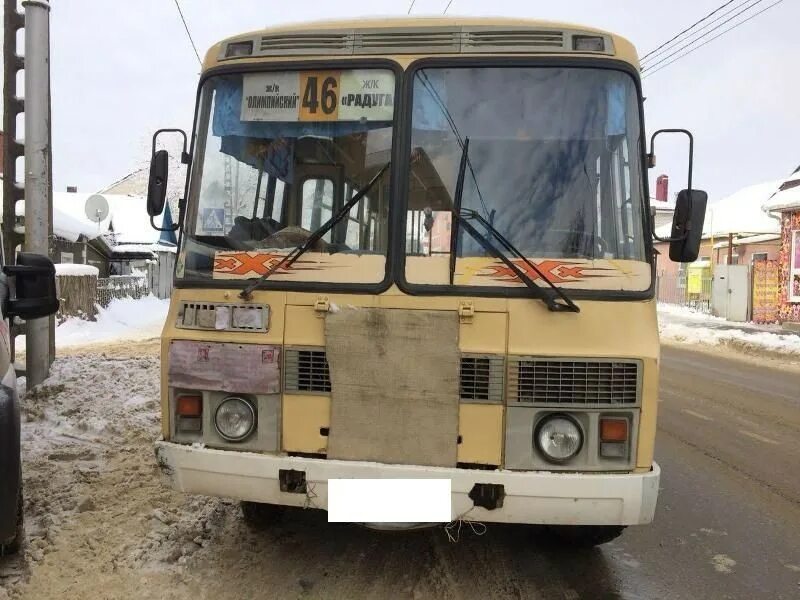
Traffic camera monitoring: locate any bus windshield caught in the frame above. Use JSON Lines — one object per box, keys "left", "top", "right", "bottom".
{"left": 179, "top": 69, "right": 395, "bottom": 285}
{"left": 404, "top": 67, "right": 650, "bottom": 292}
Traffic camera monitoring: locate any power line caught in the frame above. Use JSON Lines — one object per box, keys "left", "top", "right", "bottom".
{"left": 407, "top": 0, "right": 416, "bottom": 14}
{"left": 642, "top": 0, "right": 765, "bottom": 70}
{"left": 643, "top": 0, "right": 785, "bottom": 79}
{"left": 173, "top": 0, "right": 202, "bottom": 66}
{"left": 443, "top": 0, "right": 454, "bottom": 14}
{"left": 640, "top": 0, "right": 738, "bottom": 61}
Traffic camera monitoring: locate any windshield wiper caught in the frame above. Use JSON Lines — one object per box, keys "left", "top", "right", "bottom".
{"left": 449, "top": 141, "right": 579, "bottom": 313}
{"left": 239, "top": 161, "right": 390, "bottom": 300}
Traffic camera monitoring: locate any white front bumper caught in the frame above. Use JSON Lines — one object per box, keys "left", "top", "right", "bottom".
{"left": 155, "top": 441, "right": 659, "bottom": 526}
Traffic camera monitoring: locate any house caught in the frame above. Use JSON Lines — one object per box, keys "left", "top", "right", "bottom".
{"left": 15, "top": 190, "right": 176, "bottom": 296}
{"left": 654, "top": 179, "right": 783, "bottom": 280}
{"left": 762, "top": 168, "right": 800, "bottom": 327}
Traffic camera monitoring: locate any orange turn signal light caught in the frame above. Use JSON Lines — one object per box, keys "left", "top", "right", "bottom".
{"left": 600, "top": 418, "right": 628, "bottom": 442}
{"left": 176, "top": 394, "right": 202, "bottom": 417}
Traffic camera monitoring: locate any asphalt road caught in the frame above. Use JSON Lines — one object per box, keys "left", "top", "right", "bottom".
{"left": 614, "top": 345, "right": 800, "bottom": 600}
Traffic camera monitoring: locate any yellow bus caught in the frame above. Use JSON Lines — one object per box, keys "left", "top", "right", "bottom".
{"left": 146, "top": 16, "right": 706, "bottom": 545}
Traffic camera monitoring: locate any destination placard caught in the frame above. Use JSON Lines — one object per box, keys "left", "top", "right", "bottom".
{"left": 241, "top": 70, "right": 394, "bottom": 122}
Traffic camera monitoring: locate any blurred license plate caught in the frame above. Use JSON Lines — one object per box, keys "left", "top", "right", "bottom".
{"left": 327, "top": 478, "right": 451, "bottom": 523}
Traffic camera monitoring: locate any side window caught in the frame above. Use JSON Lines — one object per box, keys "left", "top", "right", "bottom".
{"left": 301, "top": 179, "right": 334, "bottom": 242}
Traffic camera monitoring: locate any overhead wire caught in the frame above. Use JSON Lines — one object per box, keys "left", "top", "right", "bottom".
{"left": 443, "top": 0, "right": 454, "bottom": 15}
{"left": 407, "top": 0, "right": 416, "bottom": 14}
{"left": 173, "top": 0, "right": 202, "bottom": 66}
{"left": 640, "top": 0, "right": 738, "bottom": 61}
{"left": 642, "top": 0, "right": 766, "bottom": 71}
{"left": 643, "top": 0, "right": 786, "bottom": 78}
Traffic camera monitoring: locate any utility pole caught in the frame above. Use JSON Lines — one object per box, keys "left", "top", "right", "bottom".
{"left": 22, "top": 0, "right": 52, "bottom": 387}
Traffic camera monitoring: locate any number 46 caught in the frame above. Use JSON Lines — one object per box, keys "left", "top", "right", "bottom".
{"left": 302, "top": 76, "right": 337, "bottom": 115}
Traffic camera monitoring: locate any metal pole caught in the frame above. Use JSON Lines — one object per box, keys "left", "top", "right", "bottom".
{"left": 23, "top": 0, "right": 52, "bottom": 387}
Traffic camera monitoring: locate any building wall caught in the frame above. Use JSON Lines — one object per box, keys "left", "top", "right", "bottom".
{"left": 778, "top": 210, "right": 800, "bottom": 323}
{"left": 654, "top": 238, "right": 714, "bottom": 279}
{"left": 712, "top": 240, "right": 781, "bottom": 265}
{"left": 51, "top": 238, "right": 110, "bottom": 277}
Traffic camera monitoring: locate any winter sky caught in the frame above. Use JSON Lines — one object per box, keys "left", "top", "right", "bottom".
{"left": 19, "top": 0, "right": 800, "bottom": 202}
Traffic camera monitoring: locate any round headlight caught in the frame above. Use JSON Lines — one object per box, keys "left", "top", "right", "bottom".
{"left": 535, "top": 415, "right": 583, "bottom": 463}
{"left": 214, "top": 396, "right": 256, "bottom": 442}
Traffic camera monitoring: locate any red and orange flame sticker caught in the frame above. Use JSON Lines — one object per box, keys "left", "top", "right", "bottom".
{"left": 478, "top": 259, "right": 614, "bottom": 284}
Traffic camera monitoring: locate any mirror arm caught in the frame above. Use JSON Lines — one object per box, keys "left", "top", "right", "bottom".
{"left": 150, "top": 214, "right": 180, "bottom": 233}
{"left": 152, "top": 128, "right": 189, "bottom": 159}
{"left": 648, "top": 128, "right": 696, "bottom": 243}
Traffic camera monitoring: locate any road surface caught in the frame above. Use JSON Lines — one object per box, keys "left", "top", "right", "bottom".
{"left": 1, "top": 342, "right": 798, "bottom": 599}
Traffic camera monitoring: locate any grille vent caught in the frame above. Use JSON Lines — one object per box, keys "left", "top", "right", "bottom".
{"left": 284, "top": 348, "right": 331, "bottom": 393}
{"left": 259, "top": 33, "right": 353, "bottom": 55}
{"left": 460, "top": 355, "right": 504, "bottom": 403}
{"left": 508, "top": 358, "right": 639, "bottom": 406}
{"left": 354, "top": 29, "right": 461, "bottom": 54}
{"left": 222, "top": 27, "right": 610, "bottom": 59}
{"left": 178, "top": 302, "right": 268, "bottom": 332}
{"left": 463, "top": 29, "right": 565, "bottom": 53}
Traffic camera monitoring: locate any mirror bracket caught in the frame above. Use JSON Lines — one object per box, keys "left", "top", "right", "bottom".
{"left": 649, "top": 128, "right": 695, "bottom": 243}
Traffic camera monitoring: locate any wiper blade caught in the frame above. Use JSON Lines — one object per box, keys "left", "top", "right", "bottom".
{"left": 459, "top": 210, "right": 580, "bottom": 313}
{"left": 447, "top": 139, "right": 578, "bottom": 313}
{"left": 448, "top": 137, "right": 469, "bottom": 284}
{"left": 239, "top": 161, "right": 390, "bottom": 300}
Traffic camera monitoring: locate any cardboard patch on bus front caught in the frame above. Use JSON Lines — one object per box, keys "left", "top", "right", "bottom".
{"left": 212, "top": 250, "right": 385, "bottom": 283}
{"left": 324, "top": 308, "right": 460, "bottom": 467}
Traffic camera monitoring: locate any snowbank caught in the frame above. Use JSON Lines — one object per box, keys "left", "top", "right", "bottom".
{"left": 56, "top": 295, "right": 168, "bottom": 347}
{"left": 55, "top": 263, "right": 100, "bottom": 276}
{"left": 658, "top": 304, "right": 800, "bottom": 356}
{"left": 18, "top": 295, "right": 169, "bottom": 350}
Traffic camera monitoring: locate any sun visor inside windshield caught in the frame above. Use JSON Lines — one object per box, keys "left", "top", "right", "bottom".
{"left": 211, "top": 75, "right": 390, "bottom": 175}
{"left": 412, "top": 68, "right": 633, "bottom": 141}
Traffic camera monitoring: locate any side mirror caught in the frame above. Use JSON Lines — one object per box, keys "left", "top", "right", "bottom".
{"left": 669, "top": 189, "right": 708, "bottom": 263}
{"left": 2, "top": 252, "right": 59, "bottom": 320}
{"left": 147, "top": 149, "right": 169, "bottom": 217}
{"left": 147, "top": 128, "right": 190, "bottom": 232}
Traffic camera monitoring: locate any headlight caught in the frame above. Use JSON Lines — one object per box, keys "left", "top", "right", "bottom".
{"left": 214, "top": 396, "right": 256, "bottom": 442}
{"left": 535, "top": 415, "right": 583, "bottom": 463}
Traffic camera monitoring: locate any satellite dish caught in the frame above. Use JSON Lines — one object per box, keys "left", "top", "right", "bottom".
{"left": 85, "top": 194, "right": 110, "bottom": 223}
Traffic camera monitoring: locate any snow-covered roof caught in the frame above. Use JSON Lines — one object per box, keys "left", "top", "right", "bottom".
{"left": 655, "top": 180, "right": 782, "bottom": 239}
{"left": 762, "top": 171, "right": 800, "bottom": 212}
{"left": 16, "top": 196, "right": 109, "bottom": 243}
{"left": 712, "top": 233, "right": 780, "bottom": 248}
{"left": 16, "top": 192, "right": 164, "bottom": 244}
{"left": 109, "top": 244, "right": 156, "bottom": 256}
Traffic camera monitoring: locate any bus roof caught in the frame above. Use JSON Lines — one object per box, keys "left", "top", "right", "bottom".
{"left": 203, "top": 16, "right": 639, "bottom": 71}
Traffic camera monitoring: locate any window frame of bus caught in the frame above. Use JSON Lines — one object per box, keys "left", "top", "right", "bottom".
{"left": 394, "top": 56, "right": 656, "bottom": 302}
{"left": 174, "top": 58, "right": 404, "bottom": 293}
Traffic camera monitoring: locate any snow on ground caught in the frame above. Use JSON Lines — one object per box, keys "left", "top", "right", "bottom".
{"left": 18, "top": 295, "right": 169, "bottom": 351}
{"left": 658, "top": 303, "right": 800, "bottom": 356}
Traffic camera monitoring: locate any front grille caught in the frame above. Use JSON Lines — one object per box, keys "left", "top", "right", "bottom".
{"left": 178, "top": 302, "right": 268, "bottom": 332}
{"left": 508, "top": 358, "right": 640, "bottom": 406}
{"left": 460, "top": 355, "right": 504, "bottom": 403}
{"left": 284, "top": 348, "right": 331, "bottom": 393}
